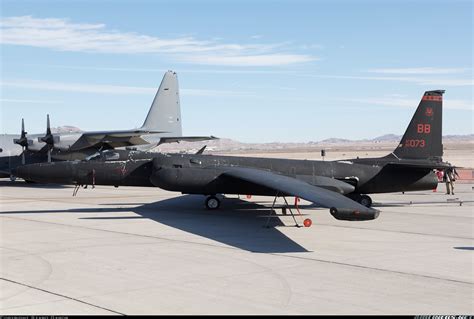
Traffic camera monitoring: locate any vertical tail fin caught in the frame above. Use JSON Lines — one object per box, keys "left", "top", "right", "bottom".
{"left": 392, "top": 90, "right": 444, "bottom": 160}
{"left": 140, "top": 70, "right": 182, "bottom": 136}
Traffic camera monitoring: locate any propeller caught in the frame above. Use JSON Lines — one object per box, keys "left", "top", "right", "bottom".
{"left": 38, "top": 114, "right": 59, "bottom": 162}
{"left": 13, "top": 118, "right": 32, "bottom": 165}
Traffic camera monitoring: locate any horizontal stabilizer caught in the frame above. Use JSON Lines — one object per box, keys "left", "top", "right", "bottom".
{"left": 385, "top": 161, "right": 451, "bottom": 170}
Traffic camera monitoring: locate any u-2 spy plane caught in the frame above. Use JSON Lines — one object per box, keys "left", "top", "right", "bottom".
{"left": 0, "top": 71, "right": 216, "bottom": 179}
{"left": 14, "top": 90, "right": 450, "bottom": 223}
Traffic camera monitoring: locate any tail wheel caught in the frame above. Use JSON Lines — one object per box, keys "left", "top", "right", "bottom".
{"left": 205, "top": 195, "right": 220, "bottom": 210}
{"left": 359, "top": 195, "right": 373, "bottom": 208}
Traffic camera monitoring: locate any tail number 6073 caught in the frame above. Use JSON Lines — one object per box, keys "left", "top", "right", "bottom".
{"left": 405, "top": 139, "right": 426, "bottom": 148}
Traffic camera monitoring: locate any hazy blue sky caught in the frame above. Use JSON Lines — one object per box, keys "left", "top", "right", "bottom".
{"left": 1, "top": 0, "right": 472, "bottom": 142}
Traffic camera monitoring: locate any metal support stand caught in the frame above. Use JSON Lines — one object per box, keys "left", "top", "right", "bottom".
{"left": 264, "top": 192, "right": 279, "bottom": 228}
{"left": 91, "top": 169, "right": 96, "bottom": 189}
{"left": 282, "top": 196, "right": 301, "bottom": 227}
{"left": 264, "top": 192, "right": 301, "bottom": 228}
{"left": 72, "top": 184, "right": 80, "bottom": 196}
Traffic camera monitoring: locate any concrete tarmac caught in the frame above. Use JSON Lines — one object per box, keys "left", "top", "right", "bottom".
{"left": 0, "top": 180, "right": 473, "bottom": 314}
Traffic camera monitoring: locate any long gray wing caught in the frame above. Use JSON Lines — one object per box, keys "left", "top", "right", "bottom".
{"left": 69, "top": 130, "right": 166, "bottom": 151}
{"left": 156, "top": 136, "right": 218, "bottom": 145}
{"left": 222, "top": 167, "right": 378, "bottom": 216}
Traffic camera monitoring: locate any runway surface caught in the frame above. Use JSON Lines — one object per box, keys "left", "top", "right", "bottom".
{"left": 1, "top": 180, "right": 473, "bottom": 314}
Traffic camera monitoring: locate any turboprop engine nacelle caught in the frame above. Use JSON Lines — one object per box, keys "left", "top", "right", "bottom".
{"left": 27, "top": 141, "right": 47, "bottom": 152}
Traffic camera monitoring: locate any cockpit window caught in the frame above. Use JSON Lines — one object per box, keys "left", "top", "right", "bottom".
{"left": 104, "top": 151, "right": 120, "bottom": 161}
{"left": 85, "top": 152, "right": 102, "bottom": 161}
{"left": 85, "top": 150, "right": 120, "bottom": 161}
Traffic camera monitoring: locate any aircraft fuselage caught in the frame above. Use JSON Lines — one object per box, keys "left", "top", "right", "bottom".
{"left": 14, "top": 152, "right": 439, "bottom": 197}
{"left": 150, "top": 154, "right": 438, "bottom": 196}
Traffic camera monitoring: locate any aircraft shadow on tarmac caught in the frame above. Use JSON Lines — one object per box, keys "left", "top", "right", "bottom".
{"left": 1, "top": 194, "right": 310, "bottom": 254}
{"left": 90, "top": 195, "right": 311, "bottom": 254}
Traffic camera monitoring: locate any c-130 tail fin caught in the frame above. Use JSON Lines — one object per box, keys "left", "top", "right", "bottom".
{"left": 140, "top": 71, "right": 182, "bottom": 136}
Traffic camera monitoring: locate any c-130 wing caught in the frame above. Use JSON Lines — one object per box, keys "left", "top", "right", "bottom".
{"left": 68, "top": 129, "right": 165, "bottom": 151}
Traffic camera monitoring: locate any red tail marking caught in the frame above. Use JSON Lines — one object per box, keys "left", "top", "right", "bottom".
{"left": 425, "top": 107, "right": 434, "bottom": 117}
{"left": 422, "top": 95, "right": 442, "bottom": 102}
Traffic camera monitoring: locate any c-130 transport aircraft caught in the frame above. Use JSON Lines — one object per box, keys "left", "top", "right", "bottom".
{"left": 14, "top": 90, "right": 451, "bottom": 225}
{"left": 0, "top": 71, "right": 216, "bottom": 179}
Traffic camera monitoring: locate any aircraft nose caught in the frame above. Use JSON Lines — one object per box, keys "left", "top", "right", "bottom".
{"left": 13, "top": 163, "right": 53, "bottom": 183}
{"left": 12, "top": 164, "right": 30, "bottom": 180}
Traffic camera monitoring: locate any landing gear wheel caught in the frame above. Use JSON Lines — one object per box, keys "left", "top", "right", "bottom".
{"left": 205, "top": 196, "right": 220, "bottom": 210}
{"left": 9, "top": 175, "right": 16, "bottom": 182}
{"left": 359, "top": 195, "right": 372, "bottom": 208}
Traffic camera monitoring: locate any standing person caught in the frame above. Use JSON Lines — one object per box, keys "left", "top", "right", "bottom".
{"left": 444, "top": 165, "right": 460, "bottom": 195}
{"left": 443, "top": 167, "right": 453, "bottom": 195}
{"left": 449, "top": 166, "right": 460, "bottom": 195}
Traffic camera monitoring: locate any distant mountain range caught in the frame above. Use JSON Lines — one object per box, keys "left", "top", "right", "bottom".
{"left": 156, "top": 134, "right": 473, "bottom": 153}
{"left": 368, "top": 134, "right": 402, "bottom": 142}
{"left": 48, "top": 126, "right": 473, "bottom": 153}
{"left": 321, "top": 134, "right": 474, "bottom": 143}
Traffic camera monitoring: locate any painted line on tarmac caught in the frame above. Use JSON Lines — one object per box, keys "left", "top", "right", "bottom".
{"left": 0, "top": 277, "right": 125, "bottom": 315}
{"left": 269, "top": 253, "right": 473, "bottom": 286}
{"left": 314, "top": 222, "right": 473, "bottom": 240}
